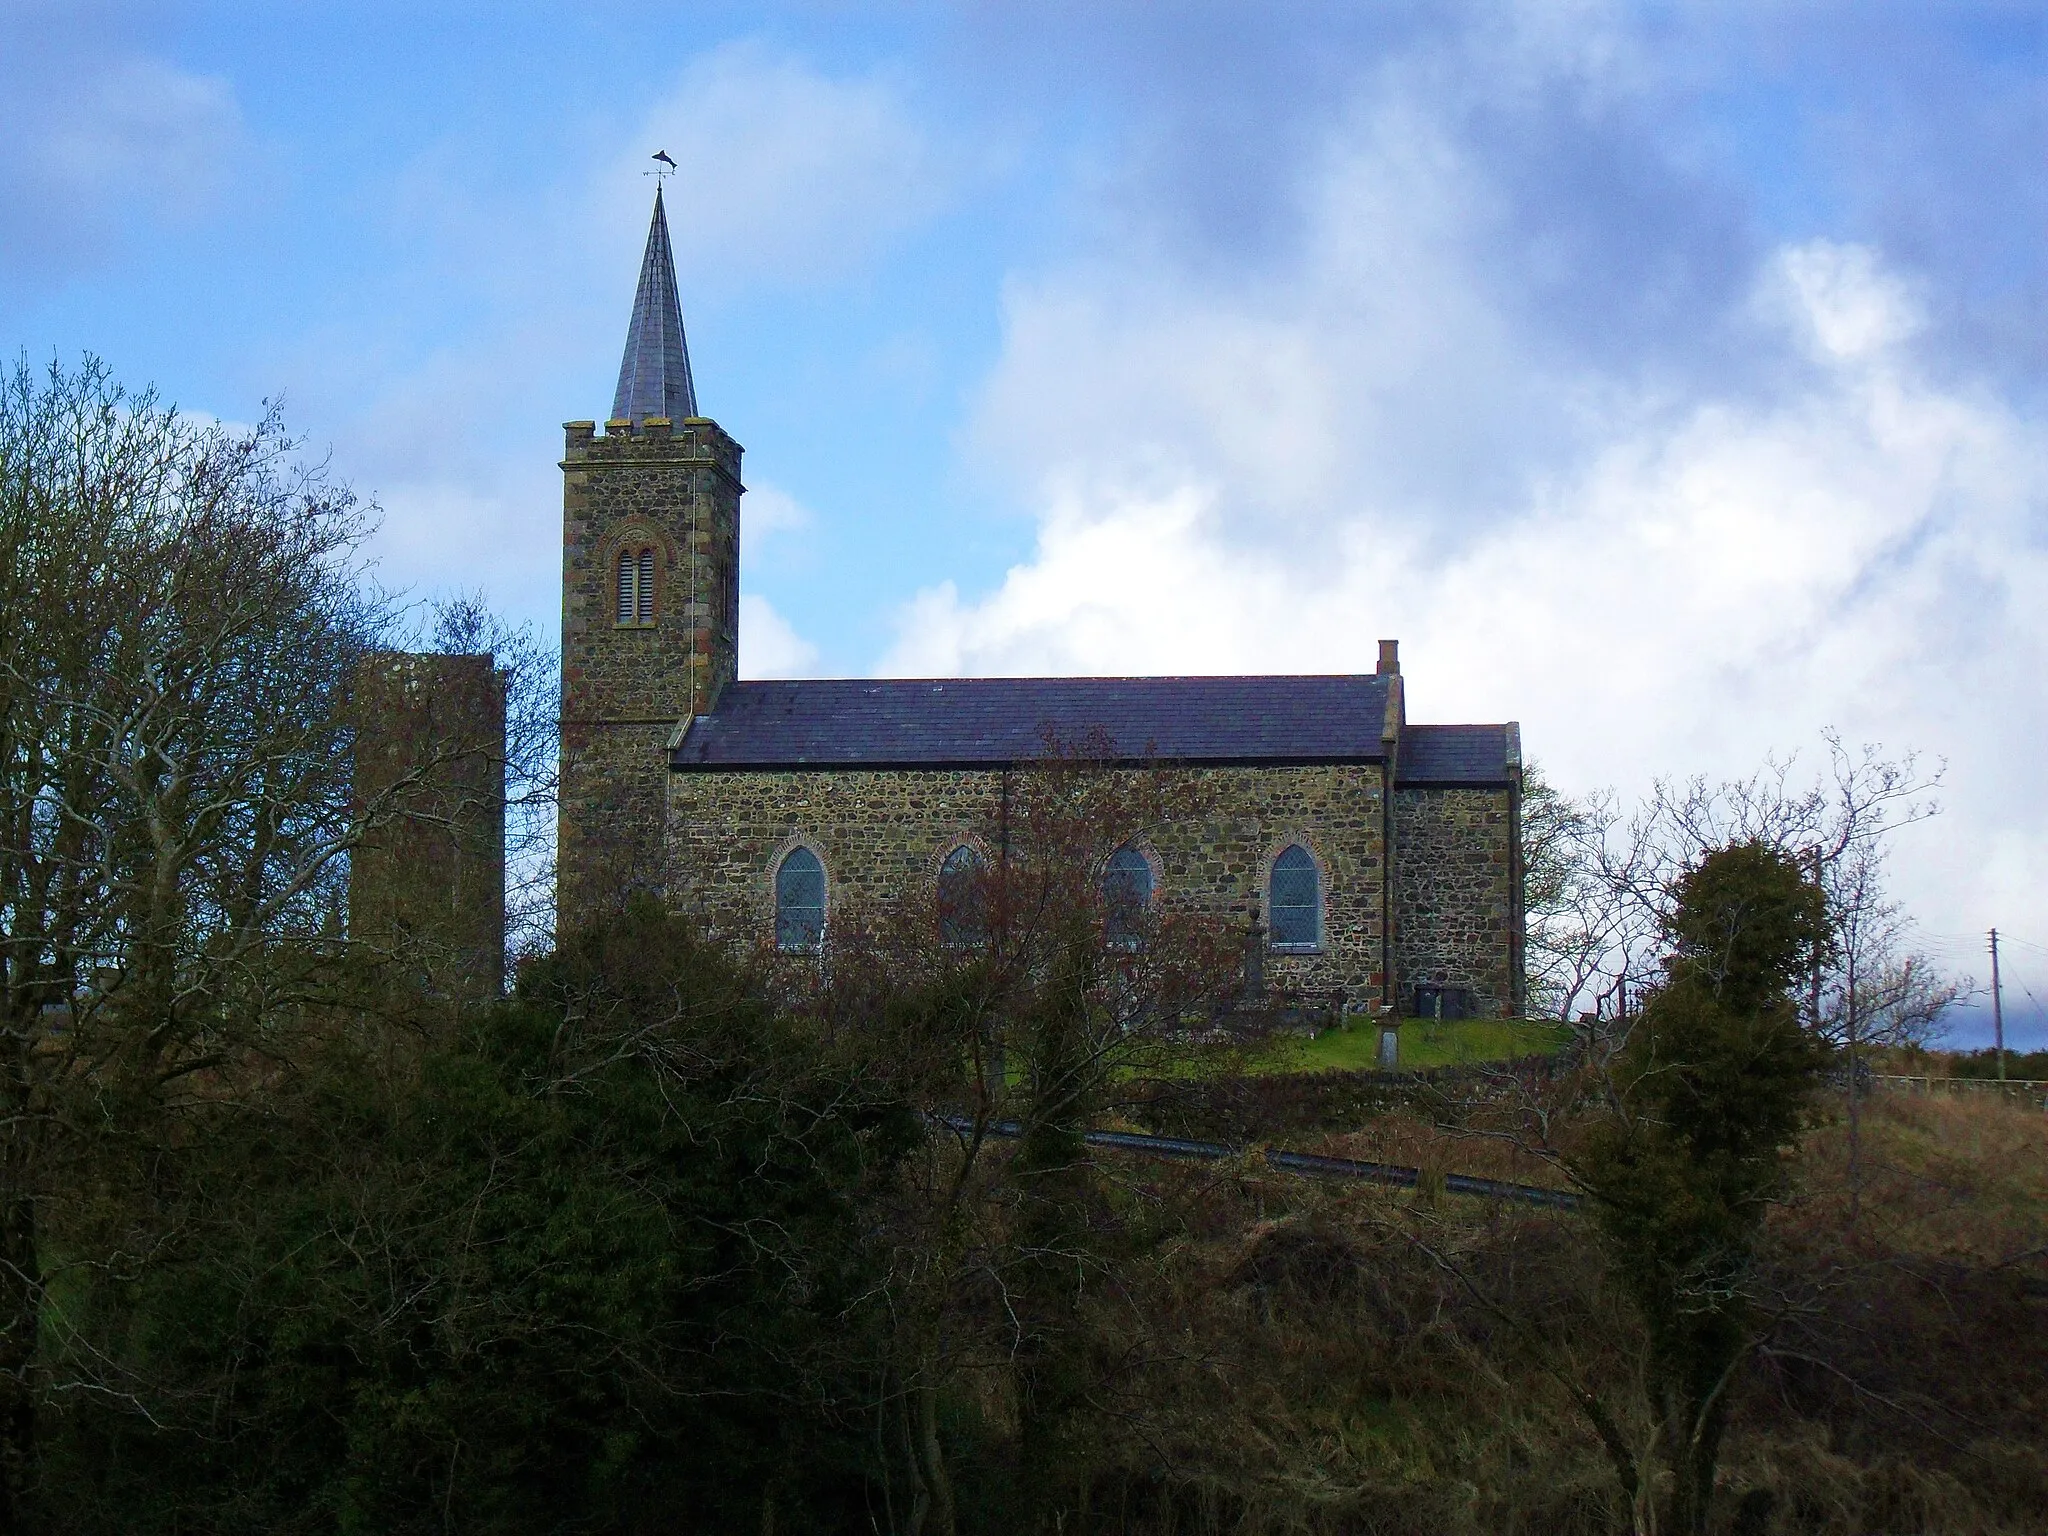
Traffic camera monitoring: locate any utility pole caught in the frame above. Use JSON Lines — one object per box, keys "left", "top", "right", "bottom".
{"left": 1990, "top": 928, "right": 2006, "bottom": 1082}
{"left": 1806, "top": 846, "right": 1824, "bottom": 1032}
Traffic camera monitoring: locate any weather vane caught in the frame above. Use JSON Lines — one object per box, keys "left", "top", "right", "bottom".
{"left": 647, "top": 149, "right": 676, "bottom": 187}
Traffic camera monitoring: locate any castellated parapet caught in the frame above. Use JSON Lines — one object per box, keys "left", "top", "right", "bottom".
{"left": 558, "top": 415, "right": 744, "bottom": 917}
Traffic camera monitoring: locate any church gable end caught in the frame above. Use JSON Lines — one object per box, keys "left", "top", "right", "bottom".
{"left": 1391, "top": 725, "right": 1524, "bottom": 1019}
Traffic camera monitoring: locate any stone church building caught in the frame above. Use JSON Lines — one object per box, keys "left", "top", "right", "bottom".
{"left": 559, "top": 189, "right": 1526, "bottom": 1019}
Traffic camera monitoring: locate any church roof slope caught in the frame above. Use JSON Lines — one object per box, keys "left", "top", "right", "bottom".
{"left": 670, "top": 675, "right": 1401, "bottom": 770}
{"left": 611, "top": 186, "right": 698, "bottom": 426}
{"left": 1394, "top": 723, "right": 1518, "bottom": 786}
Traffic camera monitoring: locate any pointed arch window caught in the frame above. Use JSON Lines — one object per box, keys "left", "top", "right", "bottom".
{"left": 1102, "top": 845, "right": 1153, "bottom": 949}
{"left": 1269, "top": 845, "right": 1320, "bottom": 951}
{"left": 615, "top": 546, "right": 657, "bottom": 627}
{"left": 937, "top": 844, "right": 989, "bottom": 948}
{"left": 775, "top": 847, "right": 826, "bottom": 952}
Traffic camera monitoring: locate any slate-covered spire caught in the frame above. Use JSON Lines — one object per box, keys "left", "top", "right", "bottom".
{"left": 611, "top": 184, "right": 698, "bottom": 426}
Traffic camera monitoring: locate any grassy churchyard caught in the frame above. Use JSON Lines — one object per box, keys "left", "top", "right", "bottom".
{"left": 1248, "top": 1016, "right": 1575, "bottom": 1074}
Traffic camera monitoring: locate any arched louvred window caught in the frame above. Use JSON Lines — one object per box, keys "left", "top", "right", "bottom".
{"left": 1269, "top": 845, "right": 1320, "bottom": 950}
{"left": 1102, "top": 845, "right": 1153, "bottom": 949}
{"left": 615, "top": 546, "right": 657, "bottom": 626}
{"left": 937, "top": 844, "right": 989, "bottom": 948}
{"left": 775, "top": 847, "right": 826, "bottom": 952}
{"left": 615, "top": 548, "right": 636, "bottom": 625}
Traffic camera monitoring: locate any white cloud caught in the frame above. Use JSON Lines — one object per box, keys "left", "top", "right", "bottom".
{"left": 618, "top": 41, "right": 949, "bottom": 289}
{"left": 0, "top": 41, "right": 242, "bottom": 278}
{"left": 1770, "top": 241, "right": 1924, "bottom": 363}
{"left": 370, "top": 478, "right": 552, "bottom": 608}
{"left": 887, "top": 85, "right": 2048, "bottom": 972}
{"left": 739, "top": 592, "right": 820, "bottom": 679}
{"left": 740, "top": 480, "right": 814, "bottom": 558}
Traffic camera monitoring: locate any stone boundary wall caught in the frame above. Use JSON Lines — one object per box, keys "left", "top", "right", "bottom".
{"left": 665, "top": 762, "right": 1394, "bottom": 1005}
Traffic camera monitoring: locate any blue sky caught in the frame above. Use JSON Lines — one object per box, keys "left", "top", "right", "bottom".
{"left": 5, "top": 1, "right": 2045, "bottom": 1043}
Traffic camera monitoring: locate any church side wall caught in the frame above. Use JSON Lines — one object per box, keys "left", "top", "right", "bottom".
{"left": 1391, "top": 785, "right": 1518, "bottom": 1018}
{"left": 665, "top": 763, "right": 1390, "bottom": 1006}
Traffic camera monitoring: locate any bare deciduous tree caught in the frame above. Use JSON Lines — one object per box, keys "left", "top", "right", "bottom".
{"left": 1525, "top": 735, "right": 1952, "bottom": 1049}
{"left": 0, "top": 354, "right": 487, "bottom": 1520}
{"left": 819, "top": 735, "right": 1241, "bottom": 1535}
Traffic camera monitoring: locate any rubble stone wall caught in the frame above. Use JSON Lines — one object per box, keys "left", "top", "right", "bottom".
{"left": 559, "top": 417, "right": 741, "bottom": 916}
{"left": 665, "top": 762, "right": 1395, "bottom": 1006}
{"left": 1391, "top": 785, "right": 1520, "bottom": 1017}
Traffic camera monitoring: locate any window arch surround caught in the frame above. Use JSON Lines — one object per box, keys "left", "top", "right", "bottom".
{"left": 773, "top": 844, "right": 828, "bottom": 953}
{"left": 600, "top": 522, "right": 674, "bottom": 629}
{"left": 1265, "top": 840, "right": 1326, "bottom": 952}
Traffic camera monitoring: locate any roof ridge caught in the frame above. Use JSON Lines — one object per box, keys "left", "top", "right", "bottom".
{"left": 723, "top": 673, "right": 1388, "bottom": 687}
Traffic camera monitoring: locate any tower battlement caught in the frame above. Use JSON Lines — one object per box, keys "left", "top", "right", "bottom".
{"left": 561, "top": 418, "right": 742, "bottom": 481}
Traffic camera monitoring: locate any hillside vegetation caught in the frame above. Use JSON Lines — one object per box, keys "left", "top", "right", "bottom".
{"left": 31, "top": 911, "right": 2044, "bottom": 1534}
{"left": 8, "top": 353, "right": 2022, "bottom": 1536}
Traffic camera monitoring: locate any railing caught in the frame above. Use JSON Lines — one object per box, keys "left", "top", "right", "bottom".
{"left": 1870, "top": 1075, "right": 2048, "bottom": 1108}
{"left": 931, "top": 1114, "right": 1582, "bottom": 1211}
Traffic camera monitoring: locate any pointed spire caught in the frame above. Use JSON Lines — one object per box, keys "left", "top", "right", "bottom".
{"left": 612, "top": 185, "right": 698, "bottom": 427}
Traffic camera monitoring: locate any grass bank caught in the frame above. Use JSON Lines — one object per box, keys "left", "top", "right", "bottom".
{"left": 1247, "top": 1016, "right": 1573, "bottom": 1074}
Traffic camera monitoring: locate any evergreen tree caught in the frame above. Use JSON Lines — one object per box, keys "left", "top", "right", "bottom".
{"left": 1574, "top": 842, "right": 1829, "bottom": 1536}
{"left": 38, "top": 899, "right": 914, "bottom": 1534}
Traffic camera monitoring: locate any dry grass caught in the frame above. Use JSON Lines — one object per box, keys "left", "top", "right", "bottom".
{"left": 1795, "top": 1088, "right": 2048, "bottom": 1263}
{"left": 984, "top": 1089, "right": 2048, "bottom": 1534}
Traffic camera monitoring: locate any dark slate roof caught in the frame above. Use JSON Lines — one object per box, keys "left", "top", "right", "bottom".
{"left": 671, "top": 676, "right": 1400, "bottom": 769}
{"left": 611, "top": 186, "right": 698, "bottom": 427}
{"left": 1395, "top": 724, "right": 1516, "bottom": 786}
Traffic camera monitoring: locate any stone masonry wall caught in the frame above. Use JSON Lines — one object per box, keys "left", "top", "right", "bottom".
{"left": 559, "top": 417, "right": 741, "bottom": 916}
{"left": 666, "top": 763, "right": 1394, "bottom": 1008}
{"left": 1391, "top": 785, "right": 1519, "bottom": 1017}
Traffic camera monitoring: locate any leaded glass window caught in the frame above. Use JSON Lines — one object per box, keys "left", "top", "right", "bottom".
{"left": 775, "top": 847, "right": 826, "bottom": 952}
{"left": 1102, "top": 845, "right": 1153, "bottom": 948}
{"left": 1269, "top": 845, "right": 1319, "bottom": 950}
{"left": 937, "top": 844, "right": 988, "bottom": 948}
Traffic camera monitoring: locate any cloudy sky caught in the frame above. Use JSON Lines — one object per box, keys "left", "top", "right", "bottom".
{"left": 5, "top": 1, "right": 2043, "bottom": 1041}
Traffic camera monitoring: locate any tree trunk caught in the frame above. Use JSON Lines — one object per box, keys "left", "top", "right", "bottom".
{"left": 897, "top": 1384, "right": 930, "bottom": 1536}
{"left": 1660, "top": 1378, "right": 1733, "bottom": 1536}
{"left": 0, "top": 1183, "right": 38, "bottom": 1532}
{"left": 1845, "top": 963, "right": 1863, "bottom": 1231}
{"left": 916, "top": 1366, "right": 956, "bottom": 1536}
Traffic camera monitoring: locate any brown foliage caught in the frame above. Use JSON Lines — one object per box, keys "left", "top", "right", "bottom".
{"left": 886, "top": 1088, "right": 2048, "bottom": 1535}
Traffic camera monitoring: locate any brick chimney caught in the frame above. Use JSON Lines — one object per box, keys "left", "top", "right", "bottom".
{"left": 1376, "top": 638, "right": 1400, "bottom": 676}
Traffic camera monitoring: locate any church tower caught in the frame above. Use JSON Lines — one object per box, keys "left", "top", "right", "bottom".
{"left": 558, "top": 184, "right": 742, "bottom": 917}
